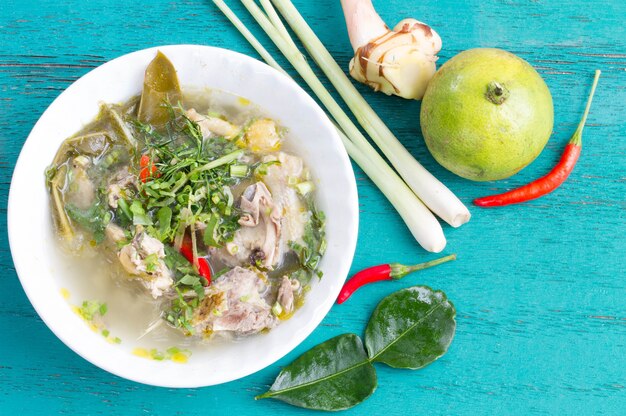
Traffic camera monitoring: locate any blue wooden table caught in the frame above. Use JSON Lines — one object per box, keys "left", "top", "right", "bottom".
{"left": 1, "top": 0, "right": 624, "bottom": 414}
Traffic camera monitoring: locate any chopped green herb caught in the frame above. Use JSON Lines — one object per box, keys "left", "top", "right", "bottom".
{"left": 117, "top": 198, "right": 133, "bottom": 223}
{"left": 144, "top": 253, "right": 160, "bottom": 273}
{"left": 157, "top": 206, "right": 173, "bottom": 239}
{"left": 151, "top": 348, "right": 165, "bottom": 361}
{"left": 130, "top": 200, "right": 152, "bottom": 225}
{"left": 164, "top": 288, "right": 200, "bottom": 334}
{"left": 70, "top": 299, "right": 121, "bottom": 344}
{"left": 78, "top": 300, "right": 107, "bottom": 321}
{"left": 179, "top": 274, "right": 201, "bottom": 286}
{"left": 166, "top": 346, "right": 181, "bottom": 355}
{"left": 289, "top": 200, "right": 326, "bottom": 281}
{"left": 202, "top": 214, "right": 220, "bottom": 247}
{"left": 132, "top": 346, "right": 191, "bottom": 363}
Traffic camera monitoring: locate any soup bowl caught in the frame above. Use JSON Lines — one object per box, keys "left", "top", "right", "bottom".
{"left": 8, "top": 45, "right": 358, "bottom": 387}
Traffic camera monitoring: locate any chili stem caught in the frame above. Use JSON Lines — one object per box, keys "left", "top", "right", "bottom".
{"left": 390, "top": 254, "right": 457, "bottom": 279}
{"left": 570, "top": 69, "right": 601, "bottom": 146}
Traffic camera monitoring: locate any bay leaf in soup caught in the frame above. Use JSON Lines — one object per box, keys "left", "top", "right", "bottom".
{"left": 365, "top": 286, "right": 456, "bottom": 369}
{"left": 137, "top": 51, "right": 181, "bottom": 125}
{"left": 256, "top": 333, "right": 377, "bottom": 411}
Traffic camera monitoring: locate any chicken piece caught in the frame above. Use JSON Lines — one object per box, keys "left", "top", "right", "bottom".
{"left": 107, "top": 167, "right": 137, "bottom": 209}
{"left": 245, "top": 119, "right": 281, "bottom": 153}
{"left": 105, "top": 223, "right": 126, "bottom": 244}
{"left": 66, "top": 156, "right": 95, "bottom": 209}
{"left": 191, "top": 267, "right": 277, "bottom": 335}
{"left": 238, "top": 182, "right": 283, "bottom": 267}
{"left": 186, "top": 108, "right": 240, "bottom": 139}
{"left": 118, "top": 231, "right": 165, "bottom": 274}
{"left": 118, "top": 229, "right": 173, "bottom": 298}
{"left": 261, "top": 152, "right": 310, "bottom": 246}
{"left": 277, "top": 276, "right": 300, "bottom": 315}
{"left": 212, "top": 182, "right": 283, "bottom": 269}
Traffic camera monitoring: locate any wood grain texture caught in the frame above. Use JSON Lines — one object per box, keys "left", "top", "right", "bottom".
{"left": 1, "top": 0, "right": 624, "bottom": 414}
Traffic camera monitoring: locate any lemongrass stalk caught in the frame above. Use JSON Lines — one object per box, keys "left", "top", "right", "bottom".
{"left": 340, "top": 129, "right": 446, "bottom": 252}
{"left": 271, "top": 0, "right": 470, "bottom": 228}
{"left": 212, "top": 0, "right": 445, "bottom": 251}
{"left": 212, "top": 0, "right": 287, "bottom": 76}
{"left": 259, "top": 0, "right": 297, "bottom": 48}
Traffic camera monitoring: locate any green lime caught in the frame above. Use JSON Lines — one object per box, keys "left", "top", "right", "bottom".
{"left": 420, "top": 48, "right": 553, "bottom": 181}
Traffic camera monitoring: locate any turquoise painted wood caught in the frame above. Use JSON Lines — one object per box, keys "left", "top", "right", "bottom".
{"left": 1, "top": 0, "right": 624, "bottom": 414}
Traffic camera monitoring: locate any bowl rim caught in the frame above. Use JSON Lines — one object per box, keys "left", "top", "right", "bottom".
{"left": 7, "top": 44, "right": 359, "bottom": 387}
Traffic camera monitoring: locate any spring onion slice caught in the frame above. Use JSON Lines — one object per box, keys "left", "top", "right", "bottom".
{"left": 230, "top": 164, "right": 249, "bottom": 177}
{"left": 295, "top": 181, "right": 315, "bottom": 196}
{"left": 269, "top": 0, "right": 470, "bottom": 228}
{"left": 212, "top": 0, "right": 445, "bottom": 252}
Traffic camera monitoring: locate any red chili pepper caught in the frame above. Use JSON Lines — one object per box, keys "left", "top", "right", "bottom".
{"left": 474, "top": 70, "right": 600, "bottom": 208}
{"left": 180, "top": 233, "right": 212, "bottom": 285}
{"left": 139, "top": 166, "right": 158, "bottom": 182}
{"left": 139, "top": 154, "right": 150, "bottom": 168}
{"left": 336, "top": 254, "right": 456, "bottom": 304}
{"left": 139, "top": 154, "right": 160, "bottom": 183}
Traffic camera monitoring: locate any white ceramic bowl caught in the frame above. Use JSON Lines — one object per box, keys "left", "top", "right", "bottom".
{"left": 8, "top": 45, "right": 358, "bottom": 387}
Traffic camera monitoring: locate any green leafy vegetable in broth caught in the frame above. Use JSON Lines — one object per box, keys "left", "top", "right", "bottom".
{"left": 64, "top": 201, "right": 111, "bottom": 244}
{"left": 137, "top": 51, "right": 182, "bottom": 125}
{"left": 257, "top": 286, "right": 456, "bottom": 411}
{"left": 45, "top": 51, "right": 325, "bottom": 341}
{"left": 289, "top": 203, "right": 326, "bottom": 279}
